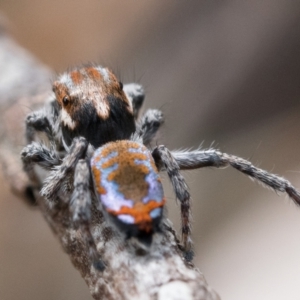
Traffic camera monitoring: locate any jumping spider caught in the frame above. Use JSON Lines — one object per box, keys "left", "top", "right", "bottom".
{"left": 21, "top": 65, "right": 300, "bottom": 266}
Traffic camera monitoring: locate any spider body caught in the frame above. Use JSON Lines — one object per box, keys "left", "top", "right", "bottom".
{"left": 21, "top": 64, "right": 300, "bottom": 268}
{"left": 25, "top": 65, "right": 137, "bottom": 155}
{"left": 91, "top": 140, "right": 165, "bottom": 242}
{"left": 53, "top": 65, "right": 135, "bottom": 149}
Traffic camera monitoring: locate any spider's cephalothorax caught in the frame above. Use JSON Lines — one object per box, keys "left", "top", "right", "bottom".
{"left": 25, "top": 65, "right": 139, "bottom": 156}
{"left": 53, "top": 66, "right": 135, "bottom": 149}
{"left": 91, "top": 140, "right": 165, "bottom": 244}
{"left": 22, "top": 64, "right": 300, "bottom": 268}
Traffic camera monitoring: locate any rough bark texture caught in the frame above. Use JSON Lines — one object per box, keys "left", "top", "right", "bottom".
{"left": 0, "top": 18, "right": 220, "bottom": 300}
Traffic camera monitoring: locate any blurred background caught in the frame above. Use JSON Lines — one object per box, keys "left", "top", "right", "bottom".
{"left": 1, "top": 1, "right": 300, "bottom": 299}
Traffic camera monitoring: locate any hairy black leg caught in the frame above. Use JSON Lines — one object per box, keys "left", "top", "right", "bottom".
{"left": 123, "top": 83, "right": 145, "bottom": 120}
{"left": 133, "top": 109, "right": 164, "bottom": 146}
{"left": 152, "top": 145, "right": 193, "bottom": 261}
{"left": 41, "top": 137, "right": 88, "bottom": 200}
{"left": 172, "top": 149, "right": 300, "bottom": 205}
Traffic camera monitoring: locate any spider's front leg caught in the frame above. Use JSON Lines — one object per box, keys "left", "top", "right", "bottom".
{"left": 124, "top": 84, "right": 165, "bottom": 145}
{"left": 21, "top": 142, "right": 62, "bottom": 202}
{"left": 133, "top": 109, "right": 164, "bottom": 146}
{"left": 123, "top": 83, "right": 145, "bottom": 120}
{"left": 41, "top": 137, "right": 89, "bottom": 200}
{"left": 24, "top": 138, "right": 102, "bottom": 269}
{"left": 171, "top": 148, "right": 300, "bottom": 205}
{"left": 152, "top": 145, "right": 193, "bottom": 261}
{"left": 25, "top": 103, "right": 58, "bottom": 144}
{"left": 21, "top": 142, "right": 61, "bottom": 172}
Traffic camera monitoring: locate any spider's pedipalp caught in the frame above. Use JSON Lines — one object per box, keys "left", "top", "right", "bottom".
{"left": 172, "top": 148, "right": 300, "bottom": 205}
{"left": 152, "top": 145, "right": 193, "bottom": 260}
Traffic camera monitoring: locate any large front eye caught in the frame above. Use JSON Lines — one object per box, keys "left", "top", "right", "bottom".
{"left": 62, "top": 96, "right": 70, "bottom": 106}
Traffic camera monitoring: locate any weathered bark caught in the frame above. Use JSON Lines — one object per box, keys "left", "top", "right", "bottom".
{"left": 0, "top": 16, "right": 220, "bottom": 300}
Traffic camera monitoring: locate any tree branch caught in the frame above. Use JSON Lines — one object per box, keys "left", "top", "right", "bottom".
{"left": 0, "top": 16, "right": 220, "bottom": 300}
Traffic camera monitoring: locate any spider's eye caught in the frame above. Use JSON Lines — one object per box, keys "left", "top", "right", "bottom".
{"left": 62, "top": 96, "right": 70, "bottom": 106}
{"left": 119, "top": 81, "right": 123, "bottom": 90}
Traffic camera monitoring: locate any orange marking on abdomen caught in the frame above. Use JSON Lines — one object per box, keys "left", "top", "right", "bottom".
{"left": 128, "top": 143, "right": 140, "bottom": 149}
{"left": 92, "top": 165, "right": 107, "bottom": 195}
{"left": 107, "top": 198, "right": 166, "bottom": 232}
{"left": 100, "top": 141, "right": 142, "bottom": 159}
{"left": 93, "top": 141, "right": 155, "bottom": 202}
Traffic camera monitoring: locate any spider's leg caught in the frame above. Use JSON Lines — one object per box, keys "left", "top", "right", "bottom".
{"left": 71, "top": 159, "right": 103, "bottom": 270}
{"left": 26, "top": 108, "right": 56, "bottom": 144}
{"left": 133, "top": 109, "right": 164, "bottom": 146}
{"left": 172, "top": 149, "right": 300, "bottom": 205}
{"left": 123, "top": 83, "right": 145, "bottom": 120}
{"left": 41, "top": 137, "right": 88, "bottom": 200}
{"left": 152, "top": 145, "right": 193, "bottom": 261}
{"left": 21, "top": 142, "right": 61, "bottom": 195}
{"left": 71, "top": 159, "right": 91, "bottom": 225}
{"left": 21, "top": 142, "right": 61, "bottom": 172}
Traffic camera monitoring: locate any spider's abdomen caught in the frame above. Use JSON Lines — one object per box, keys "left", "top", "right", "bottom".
{"left": 91, "top": 140, "right": 165, "bottom": 234}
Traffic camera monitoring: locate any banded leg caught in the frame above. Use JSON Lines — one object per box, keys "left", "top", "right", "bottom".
{"left": 21, "top": 142, "right": 61, "bottom": 198}
{"left": 172, "top": 148, "right": 300, "bottom": 205}
{"left": 134, "top": 109, "right": 164, "bottom": 146}
{"left": 26, "top": 109, "right": 56, "bottom": 143}
{"left": 152, "top": 145, "right": 193, "bottom": 261}
{"left": 123, "top": 83, "right": 145, "bottom": 120}
{"left": 21, "top": 142, "right": 61, "bottom": 172}
{"left": 71, "top": 159, "right": 103, "bottom": 270}
{"left": 41, "top": 137, "right": 89, "bottom": 200}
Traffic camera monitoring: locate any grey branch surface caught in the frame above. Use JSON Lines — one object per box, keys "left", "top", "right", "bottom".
{"left": 0, "top": 18, "right": 220, "bottom": 300}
